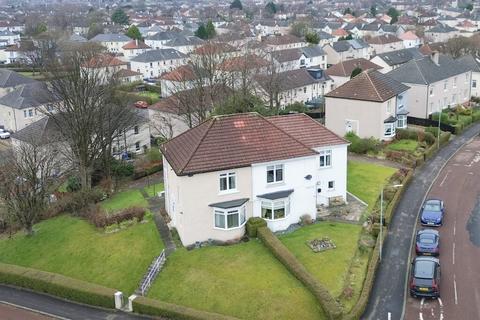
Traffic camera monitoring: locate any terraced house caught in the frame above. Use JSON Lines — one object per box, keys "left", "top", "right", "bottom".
{"left": 161, "top": 113, "right": 348, "bottom": 246}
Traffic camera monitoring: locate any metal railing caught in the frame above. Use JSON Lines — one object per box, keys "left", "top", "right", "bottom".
{"left": 139, "top": 249, "right": 166, "bottom": 296}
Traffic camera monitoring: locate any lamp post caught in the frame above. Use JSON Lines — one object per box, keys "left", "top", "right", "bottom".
{"left": 437, "top": 107, "right": 442, "bottom": 150}
{"left": 379, "top": 184, "right": 403, "bottom": 262}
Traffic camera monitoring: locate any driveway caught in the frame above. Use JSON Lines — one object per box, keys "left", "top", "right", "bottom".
{"left": 363, "top": 123, "right": 480, "bottom": 320}
{"left": 403, "top": 137, "right": 480, "bottom": 320}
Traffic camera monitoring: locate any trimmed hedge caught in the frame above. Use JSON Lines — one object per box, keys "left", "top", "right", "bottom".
{"left": 383, "top": 170, "right": 413, "bottom": 226}
{"left": 0, "top": 262, "right": 116, "bottom": 308}
{"left": 344, "top": 228, "right": 385, "bottom": 320}
{"left": 246, "top": 217, "right": 267, "bottom": 237}
{"left": 132, "top": 296, "right": 240, "bottom": 320}
{"left": 257, "top": 227, "right": 343, "bottom": 320}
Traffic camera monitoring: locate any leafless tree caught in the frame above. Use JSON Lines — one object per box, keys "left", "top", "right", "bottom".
{"left": 0, "top": 136, "right": 62, "bottom": 236}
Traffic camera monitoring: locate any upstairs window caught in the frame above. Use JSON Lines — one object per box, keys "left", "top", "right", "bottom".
{"left": 134, "top": 125, "right": 139, "bottom": 134}
{"left": 267, "top": 164, "right": 283, "bottom": 183}
{"left": 319, "top": 150, "right": 332, "bottom": 168}
{"left": 220, "top": 172, "right": 236, "bottom": 192}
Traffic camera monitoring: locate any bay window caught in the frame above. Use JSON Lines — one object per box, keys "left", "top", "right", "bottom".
{"left": 267, "top": 164, "right": 283, "bottom": 183}
{"left": 384, "top": 123, "right": 395, "bottom": 137}
{"left": 319, "top": 150, "right": 332, "bottom": 168}
{"left": 397, "top": 115, "right": 407, "bottom": 129}
{"left": 261, "top": 198, "right": 290, "bottom": 220}
{"left": 213, "top": 206, "right": 246, "bottom": 230}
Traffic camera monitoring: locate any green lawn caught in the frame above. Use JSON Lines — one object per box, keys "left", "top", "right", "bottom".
{"left": 144, "top": 183, "right": 164, "bottom": 198}
{"left": 148, "top": 240, "right": 324, "bottom": 320}
{"left": 279, "top": 223, "right": 363, "bottom": 301}
{"left": 347, "top": 160, "right": 397, "bottom": 209}
{"left": 386, "top": 139, "right": 419, "bottom": 152}
{"left": 137, "top": 91, "right": 160, "bottom": 103}
{"left": 100, "top": 189, "right": 148, "bottom": 213}
{"left": 0, "top": 215, "right": 163, "bottom": 294}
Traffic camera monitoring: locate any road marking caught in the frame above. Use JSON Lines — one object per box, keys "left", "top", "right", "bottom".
{"left": 419, "top": 312, "right": 424, "bottom": 320}
{"left": 421, "top": 298, "right": 425, "bottom": 307}
{"left": 453, "top": 242, "right": 456, "bottom": 265}
{"left": 439, "top": 171, "right": 450, "bottom": 187}
{"left": 454, "top": 274, "right": 459, "bottom": 305}
{"left": 454, "top": 220, "right": 456, "bottom": 236}
{"left": 0, "top": 301, "right": 70, "bottom": 320}
{"left": 388, "top": 312, "right": 391, "bottom": 320}
{"left": 438, "top": 298, "right": 443, "bottom": 306}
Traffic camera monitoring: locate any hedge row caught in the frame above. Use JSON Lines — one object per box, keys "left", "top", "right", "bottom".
{"left": 246, "top": 217, "right": 267, "bottom": 237}
{"left": 383, "top": 170, "right": 413, "bottom": 226}
{"left": 132, "top": 296, "right": 240, "bottom": 320}
{"left": 257, "top": 227, "right": 343, "bottom": 320}
{"left": 0, "top": 262, "right": 116, "bottom": 308}
{"left": 344, "top": 228, "right": 385, "bottom": 320}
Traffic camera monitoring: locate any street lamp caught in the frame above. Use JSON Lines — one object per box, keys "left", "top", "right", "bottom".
{"left": 437, "top": 107, "right": 442, "bottom": 149}
{"left": 379, "top": 184, "right": 403, "bottom": 262}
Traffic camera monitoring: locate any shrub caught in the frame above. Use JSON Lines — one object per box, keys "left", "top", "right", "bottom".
{"left": 66, "top": 176, "right": 81, "bottom": 192}
{"left": 425, "top": 126, "right": 439, "bottom": 138}
{"left": 246, "top": 217, "right": 267, "bottom": 238}
{"left": 144, "top": 84, "right": 162, "bottom": 94}
{"left": 299, "top": 214, "right": 314, "bottom": 225}
{"left": 132, "top": 296, "right": 240, "bottom": 320}
{"left": 439, "top": 132, "right": 451, "bottom": 145}
{"left": 346, "top": 133, "right": 380, "bottom": 154}
{"left": 147, "top": 148, "right": 162, "bottom": 163}
{"left": 50, "top": 189, "right": 105, "bottom": 217}
{"left": 395, "top": 128, "right": 417, "bottom": 141}
{"left": 0, "top": 262, "right": 116, "bottom": 309}
{"left": 424, "top": 132, "right": 435, "bottom": 145}
{"left": 90, "top": 207, "right": 147, "bottom": 229}
{"left": 111, "top": 160, "right": 134, "bottom": 177}
{"left": 257, "top": 227, "right": 343, "bottom": 319}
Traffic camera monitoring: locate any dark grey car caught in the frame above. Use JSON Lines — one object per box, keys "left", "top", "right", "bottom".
{"left": 409, "top": 256, "right": 441, "bottom": 298}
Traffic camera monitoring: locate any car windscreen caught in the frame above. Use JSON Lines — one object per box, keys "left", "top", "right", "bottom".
{"left": 424, "top": 202, "right": 441, "bottom": 211}
{"left": 414, "top": 260, "right": 435, "bottom": 279}
{"left": 419, "top": 234, "right": 437, "bottom": 244}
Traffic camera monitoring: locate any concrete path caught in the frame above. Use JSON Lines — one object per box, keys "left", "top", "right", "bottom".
{"left": 363, "top": 123, "right": 480, "bottom": 320}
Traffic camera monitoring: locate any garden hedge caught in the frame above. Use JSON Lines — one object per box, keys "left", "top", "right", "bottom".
{"left": 246, "top": 217, "right": 267, "bottom": 237}
{"left": 0, "top": 262, "right": 116, "bottom": 308}
{"left": 257, "top": 227, "right": 343, "bottom": 320}
{"left": 384, "top": 170, "right": 413, "bottom": 226}
{"left": 132, "top": 296, "right": 240, "bottom": 320}
{"left": 344, "top": 228, "right": 385, "bottom": 320}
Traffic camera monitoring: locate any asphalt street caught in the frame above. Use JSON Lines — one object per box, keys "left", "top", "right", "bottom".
{"left": 0, "top": 285, "right": 154, "bottom": 320}
{"left": 363, "top": 123, "right": 480, "bottom": 320}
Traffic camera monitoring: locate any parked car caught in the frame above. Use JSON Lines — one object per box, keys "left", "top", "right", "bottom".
{"left": 0, "top": 128, "right": 10, "bottom": 139}
{"left": 410, "top": 256, "right": 441, "bottom": 298}
{"left": 416, "top": 229, "right": 440, "bottom": 256}
{"left": 420, "top": 199, "right": 445, "bottom": 226}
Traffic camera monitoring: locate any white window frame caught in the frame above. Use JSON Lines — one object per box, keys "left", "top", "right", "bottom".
{"left": 429, "top": 86, "right": 434, "bottom": 96}
{"left": 328, "top": 180, "right": 335, "bottom": 190}
{"left": 213, "top": 205, "right": 246, "bottom": 230}
{"left": 384, "top": 122, "right": 396, "bottom": 138}
{"left": 397, "top": 115, "right": 407, "bottom": 129}
{"left": 266, "top": 164, "right": 284, "bottom": 184}
{"left": 219, "top": 172, "right": 237, "bottom": 193}
{"left": 135, "top": 141, "right": 140, "bottom": 151}
{"left": 386, "top": 100, "right": 392, "bottom": 113}
{"left": 443, "top": 80, "right": 448, "bottom": 91}
{"left": 319, "top": 149, "right": 332, "bottom": 168}
{"left": 473, "top": 79, "right": 477, "bottom": 88}
{"left": 453, "top": 77, "right": 457, "bottom": 88}
{"left": 261, "top": 198, "right": 290, "bottom": 221}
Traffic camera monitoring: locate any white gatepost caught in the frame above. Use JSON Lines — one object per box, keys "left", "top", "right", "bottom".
{"left": 127, "top": 294, "right": 138, "bottom": 312}
{"left": 114, "top": 291, "right": 123, "bottom": 309}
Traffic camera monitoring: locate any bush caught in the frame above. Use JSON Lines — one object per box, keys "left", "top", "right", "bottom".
{"left": 50, "top": 189, "right": 105, "bottom": 217}
{"left": 439, "top": 132, "right": 451, "bottom": 145}
{"left": 147, "top": 148, "right": 162, "bottom": 163}
{"left": 112, "top": 160, "right": 134, "bottom": 177}
{"left": 299, "top": 214, "right": 314, "bottom": 225}
{"left": 132, "top": 296, "right": 240, "bottom": 320}
{"left": 0, "top": 262, "right": 116, "bottom": 309}
{"left": 425, "top": 126, "right": 440, "bottom": 138}
{"left": 257, "top": 227, "right": 343, "bottom": 319}
{"left": 90, "top": 207, "right": 147, "bottom": 228}
{"left": 395, "top": 128, "right": 417, "bottom": 141}
{"left": 66, "top": 176, "right": 81, "bottom": 192}
{"left": 144, "top": 84, "right": 162, "bottom": 95}
{"left": 133, "top": 163, "right": 163, "bottom": 180}
{"left": 246, "top": 217, "right": 267, "bottom": 238}
{"left": 346, "top": 133, "right": 380, "bottom": 154}
{"left": 424, "top": 132, "right": 436, "bottom": 145}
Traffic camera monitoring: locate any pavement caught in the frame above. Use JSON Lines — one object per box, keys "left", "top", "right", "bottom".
{"left": 363, "top": 123, "right": 480, "bottom": 320}
{"left": 0, "top": 285, "right": 153, "bottom": 320}
{"left": 403, "top": 137, "right": 480, "bottom": 320}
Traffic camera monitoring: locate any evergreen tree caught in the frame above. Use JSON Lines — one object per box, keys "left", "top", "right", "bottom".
{"left": 265, "top": 2, "right": 277, "bottom": 15}
{"left": 206, "top": 20, "right": 216, "bottom": 39}
{"left": 125, "top": 25, "right": 142, "bottom": 40}
{"left": 387, "top": 7, "right": 400, "bottom": 24}
{"left": 350, "top": 67, "right": 362, "bottom": 78}
{"left": 111, "top": 8, "right": 129, "bottom": 25}
{"left": 305, "top": 32, "right": 319, "bottom": 45}
{"left": 195, "top": 24, "right": 209, "bottom": 40}
{"left": 343, "top": 7, "right": 352, "bottom": 15}
{"left": 370, "top": 5, "right": 377, "bottom": 16}
{"left": 230, "top": 0, "right": 243, "bottom": 10}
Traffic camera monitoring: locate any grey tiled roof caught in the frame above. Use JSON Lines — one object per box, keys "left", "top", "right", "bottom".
{"left": 301, "top": 46, "right": 325, "bottom": 57}
{"left": 332, "top": 39, "right": 369, "bottom": 52}
{"left": 427, "top": 24, "right": 457, "bottom": 33}
{"left": 0, "top": 69, "right": 36, "bottom": 88}
{"left": 209, "top": 198, "right": 249, "bottom": 209}
{"left": 456, "top": 54, "right": 480, "bottom": 73}
{"left": 0, "top": 81, "right": 55, "bottom": 109}
{"left": 257, "top": 189, "right": 294, "bottom": 200}
{"left": 387, "top": 55, "right": 471, "bottom": 85}
{"left": 145, "top": 31, "right": 181, "bottom": 41}
{"left": 90, "top": 33, "right": 131, "bottom": 42}
{"left": 164, "top": 35, "right": 204, "bottom": 47}
{"left": 376, "top": 48, "right": 425, "bottom": 66}
{"left": 317, "top": 30, "right": 334, "bottom": 40}
{"left": 130, "top": 49, "right": 187, "bottom": 63}
{"left": 12, "top": 116, "right": 61, "bottom": 144}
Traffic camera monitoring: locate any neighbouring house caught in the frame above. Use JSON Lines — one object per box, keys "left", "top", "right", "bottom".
{"left": 130, "top": 49, "right": 188, "bottom": 79}
{"left": 371, "top": 47, "right": 426, "bottom": 73}
{"left": 325, "top": 69, "right": 410, "bottom": 140}
{"left": 366, "top": 34, "right": 405, "bottom": 55}
{"left": 254, "top": 68, "right": 332, "bottom": 108}
{"left": 219, "top": 54, "right": 270, "bottom": 90}
{"left": 0, "top": 81, "right": 57, "bottom": 132}
{"left": 82, "top": 54, "right": 129, "bottom": 83}
{"left": 271, "top": 46, "right": 327, "bottom": 71}
{"left": 317, "top": 31, "right": 335, "bottom": 47}
{"left": 163, "top": 35, "right": 204, "bottom": 54}
{"left": 0, "top": 69, "right": 36, "bottom": 97}
{"left": 322, "top": 39, "right": 370, "bottom": 65}
{"left": 145, "top": 31, "right": 183, "bottom": 50}
{"left": 387, "top": 52, "right": 472, "bottom": 119}
{"left": 161, "top": 112, "right": 349, "bottom": 246}
{"left": 425, "top": 25, "right": 459, "bottom": 43}
{"left": 121, "top": 39, "right": 151, "bottom": 61}
{"left": 399, "top": 31, "right": 422, "bottom": 49}
{"left": 192, "top": 42, "right": 240, "bottom": 59}
{"left": 159, "top": 64, "right": 203, "bottom": 97}
{"left": 262, "top": 34, "right": 307, "bottom": 51}
{"left": 89, "top": 34, "right": 132, "bottom": 53}
{"left": 0, "top": 30, "right": 20, "bottom": 47}
{"left": 116, "top": 69, "right": 144, "bottom": 83}
{"left": 326, "top": 58, "right": 383, "bottom": 89}
{"left": 0, "top": 41, "right": 34, "bottom": 64}
{"left": 456, "top": 54, "right": 480, "bottom": 97}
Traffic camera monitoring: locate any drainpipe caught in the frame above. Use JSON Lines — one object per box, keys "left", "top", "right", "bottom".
{"left": 425, "top": 84, "right": 430, "bottom": 119}
{"left": 12, "top": 106, "right": 17, "bottom": 131}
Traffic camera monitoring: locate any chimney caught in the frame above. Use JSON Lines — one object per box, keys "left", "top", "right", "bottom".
{"left": 431, "top": 51, "right": 439, "bottom": 65}
{"left": 135, "top": 39, "right": 138, "bottom": 46}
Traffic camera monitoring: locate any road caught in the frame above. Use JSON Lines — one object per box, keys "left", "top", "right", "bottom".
{"left": 0, "top": 285, "right": 154, "bottom": 320}
{"left": 363, "top": 122, "right": 480, "bottom": 320}
{"left": 0, "top": 301, "right": 54, "bottom": 320}
{"left": 404, "top": 137, "right": 480, "bottom": 320}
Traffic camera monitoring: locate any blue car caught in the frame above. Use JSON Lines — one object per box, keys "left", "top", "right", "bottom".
{"left": 416, "top": 229, "right": 440, "bottom": 256}
{"left": 420, "top": 199, "right": 445, "bottom": 226}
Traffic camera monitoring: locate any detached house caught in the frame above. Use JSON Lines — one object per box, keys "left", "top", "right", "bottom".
{"left": 322, "top": 39, "right": 370, "bottom": 65}
{"left": 326, "top": 58, "right": 383, "bottom": 88}
{"left": 161, "top": 112, "right": 348, "bottom": 246}
{"left": 366, "top": 34, "right": 405, "bottom": 55}
{"left": 325, "top": 69, "right": 410, "bottom": 140}
{"left": 130, "top": 49, "right": 188, "bottom": 79}
{"left": 387, "top": 53, "right": 472, "bottom": 119}
{"left": 89, "top": 34, "right": 131, "bottom": 53}
{"left": 121, "top": 40, "right": 151, "bottom": 61}
{"left": 425, "top": 25, "right": 459, "bottom": 43}
{"left": 271, "top": 46, "right": 327, "bottom": 71}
